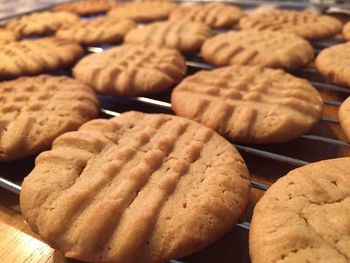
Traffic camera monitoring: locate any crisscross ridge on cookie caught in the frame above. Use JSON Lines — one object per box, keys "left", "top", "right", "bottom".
{"left": 240, "top": 10, "right": 342, "bottom": 40}
{"left": 56, "top": 17, "right": 136, "bottom": 46}
{"left": 250, "top": 157, "right": 350, "bottom": 263}
{"left": 20, "top": 111, "right": 250, "bottom": 263}
{"left": 169, "top": 3, "right": 243, "bottom": 29}
{"left": 201, "top": 30, "right": 314, "bottom": 70}
{"left": 108, "top": 2, "right": 176, "bottom": 22}
{"left": 6, "top": 11, "right": 79, "bottom": 37}
{"left": 125, "top": 21, "right": 212, "bottom": 54}
{"left": 0, "top": 37, "right": 83, "bottom": 78}
{"left": 171, "top": 65, "right": 323, "bottom": 143}
{"left": 73, "top": 44, "right": 186, "bottom": 96}
{"left": 0, "top": 75, "right": 99, "bottom": 161}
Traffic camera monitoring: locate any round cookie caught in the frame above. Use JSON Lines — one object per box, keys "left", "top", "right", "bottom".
{"left": 73, "top": 44, "right": 186, "bottom": 96}
{"left": 108, "top": 2, "right": 176, "bottom": 22}
{"left": 240, "top": 10, "right": 342, "bottom": 40}
{"left": 0, "top": 75, "right": 99, "bottom": 161}
{"left": 6, "top": 11, "right": 79, "bottom": 37}
{"left": 171, "top": 65, "right": 323, "bottom": 144}
{"left": 169, "top": 3, "right": 243, "bottom": 29}
{"left": 315, "top": 42, "right": 350, "bottom": 88}
{"left": 201, "top": 30, "right": 314, "bottom": 71}
{"left": 339, "top": 97, "right": 350, "bottom": 141}
{"left": 56, "top": 17, "right": 136, "bottom": 46}
{"left": 20, "top": 111, "right": 250, "bottom": 263}
{"left": 0, "top": 37, "right": 83, "bottom": 79}
{"left": 250, "top": 157, "right": 350, "bottom": 263}
{"left": 52, "top": 0, "right": 117, "bottom": 15}
{"left": 125, "top": 21, "right": 212, "bottom": 54}
{"left": 343, "top": 21, "right": 350, "bottom": 41}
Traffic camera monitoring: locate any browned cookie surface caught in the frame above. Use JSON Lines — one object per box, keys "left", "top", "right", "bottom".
{"left": 240, "top": 10, "right": 342, "bottom": 40}
{"left": 250, "top": 157, "right": 350, "bottom": 263}
{"left": 56, "top": 17, "right": 136, "bottom": 46}
{"left": 73, "top": 44, "right": 186, "bottom": 96}
{"left": 171, "top": 65, "right": 323, "bottom": 143}
{"left": 339, "top": 97, "right": 350, "bottom": 141}
{"left": 0, "top": 75, "right": 99, "bottom": 161}
{"left": 125, "top": 21, "right": 212, "bottom": 54}
{"left": 201, "top": 30, "right": 314, "bottom": 70}
{"left": 0, "top": 29, "right": 20, "bottom": 44}
{"left": 315, "top": 42, "right": 350, "bottom": 88}
{"left": 108, "top": 2, "right": 176, "bottom": 22}
{"left": 53, "top": 0, "right": 117, "bottom": 15}
{"left": 169, "top": 3, "right": 243, "bottom": 29}
{"left": 343, "top": 21, "right": 350, "bottom": 41}
{"left": 6, "top": 11, "right": 79, "bottom": 37}
{"left": 0, "top": 37, "right": 83, "bottom": 79}
{"left": 20, "top": 111, "right": 250, "bottom": 263}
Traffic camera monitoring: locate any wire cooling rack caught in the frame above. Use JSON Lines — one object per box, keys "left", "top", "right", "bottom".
{"left": 0, "top": 1, "right": 350, "bottom": 262}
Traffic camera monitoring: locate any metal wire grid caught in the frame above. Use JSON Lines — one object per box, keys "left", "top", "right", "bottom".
{"left": 0, "top": 2, "right": 349, "bottom": 262}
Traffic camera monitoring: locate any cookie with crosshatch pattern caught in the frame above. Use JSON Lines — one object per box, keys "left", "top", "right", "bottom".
{"left": 0, "top": 75, "right": 99, "bottom": 161}
{"left": 249, "top": 157, "right": 350, "bottom": 263}
{"left": 73, "top": 44, "right": 186, "bottom": 96}
{"left": 200, "top": 30, "right": 314, "bottom": 70}
{"left": 0, "top": 37, "right": 83, "bottom": 79}
{"left": 56, "top": 16, "right": 136, "bottom": 46}
{"left": 339, "top": 97, "right": 350, "bottom": 141}
{"left": 20, "top": 111, "right": 250, "bottom": 263}
{"left": 52, "top": 0, "right": 117, "bottom": 15}
{"left": 108, "top": 2, "right": 176, "bottom": 22}
{"left": 239, "top": 9, "right": 342, "bottom": 40}
{"left": 125, "top": 21, "right": 212, "bottom": 54}
{"left": 169, "top": 3, "right": 243, "bottom": 29}
{"left": 6, "top": 11, "right": 79, "bottom": 37}
{"left": 171, "top": 65, "right": 323, "bottom": 143}
{"left": 315, "top": 42, "right": 350, "bottom": 88}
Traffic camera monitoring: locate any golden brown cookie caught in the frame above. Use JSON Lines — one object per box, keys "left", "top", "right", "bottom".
{"left": 0, "top": 75, "right": 99, "bottom": 161}
{"left": 0, "top": 37, "right": 83, "bottom": 79}
{"left": 339, "top": 97, "right": 350, "bottom": 141}
{"left": 20, "top": 111, "right": 250, "bottom": 263}
{"left": 201, "top": 30, "right": 314, "bottom": 70}
{"left": 73, "top": 44, "right": 186, "bottom": 96}
{"left": 343, "top": 21, "right": 350, "bottom": 41}
{"left": 171, "top": 65, "right": 323, "bottom": 143}
{"left": 0, "top": 28, "right": 19, "bottom": 44}
{"left": 240, "top": 10, "right": 342, "bottom": 40}
{"left": 169, "top": 3, "right": 243, "bottom": 29}
{"left": 52, "top": 0, "right": 117, "bottom": 15}
{"left": 108, "top": 2, "right": 176, "bottom": 22}
{"left": 125, "top": 21, "right": 212, "bottom": 54}
{"left": 315, "top": 42, "right": 350, "bottom": 87}
{"left": 250, "top": 157, "right": 350, "bottom": 263}
{"left": 6, "top": 11, "right": 79, "bottom": 37}
{"left": 56, "top": 17, "right": 136, "bottom": 46}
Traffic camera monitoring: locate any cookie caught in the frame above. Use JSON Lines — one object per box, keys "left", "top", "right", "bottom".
{"left": 56, "top": 17, "right": 136, "bottom": 46}
{"left": 339, "top": 97, "right": 350, "bottom": 141}
{"left": 108, "top": 2, "right": 176, "bottom": 22}
{"left": 0, "top": 75, "right": 99, "bottom": 161}
{"left": 171, "top": 65, "right": 323, "bottom": 143}
{"left": 249, "top": 157, "right": 350, "bottom": 263}
{"left": 6, "top": 11, "right": 79, "bottom": 37}
{"left": 240, "top": 10, "right": 342, "bottom": 40}
{"left": 343, "top": 21, "right": 350, "bottom": 41}
{"left": 20, "top": 111, "right": 250, "bottom": 263}
{"left": 0, "top": 37, "right": 83, "bottom": 79}
{"left": 315, "top": 42, "right": 350, "bottom": 87}
{"left": 0, "top": 28, "right": 19, "bottom": 44}
{"left": 169, "top": 3, "right": 243, "bottom": 29}
{"left": 52, "top": 0, "right": 117, "bottom": 15}
{"left": 73, "top": 44, "right": 186, "bottom": 96}
{"left": 125, "top": 21, "right": 212, "bottom": 54}
{"left": 201, "top": 30, "right": 314, "bottom": 70}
